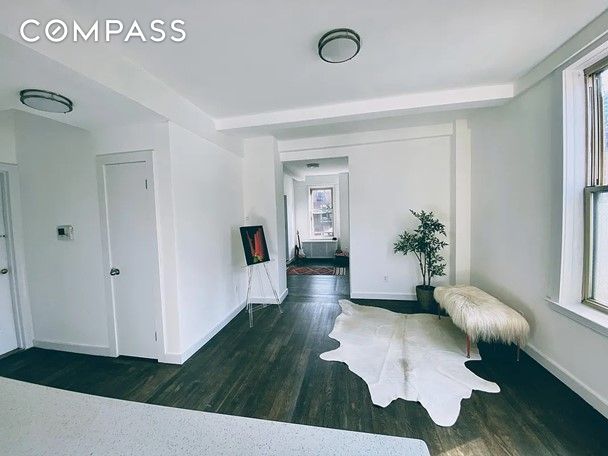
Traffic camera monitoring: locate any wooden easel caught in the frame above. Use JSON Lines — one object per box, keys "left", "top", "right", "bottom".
{"left": 245, "top": 262, "right": 283, "bottom": 328}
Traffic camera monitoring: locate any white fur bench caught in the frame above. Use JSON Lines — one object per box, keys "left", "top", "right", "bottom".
{"left": 434, "top": 285, "right": 530, "bottom": 360}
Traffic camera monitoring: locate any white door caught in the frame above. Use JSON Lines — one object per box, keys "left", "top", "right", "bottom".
{"left": 0, "top": 179, "right": 18, "bottom": 356}
{"left": 102, "top": 160, "right": 158, "bottom": 359}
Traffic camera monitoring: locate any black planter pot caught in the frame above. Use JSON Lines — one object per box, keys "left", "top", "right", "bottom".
{"left": 416, "top": 285, "right": 437, "bottom": 314}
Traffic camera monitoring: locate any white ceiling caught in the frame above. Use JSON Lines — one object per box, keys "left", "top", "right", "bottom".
{"left": 284, "top": 157, "right": 348, "bottom": 180}
{"left": 61, "top": 0, "right": 608, "bottom": 118}
{"left": 0, "top": 35, "right": 163, "bottom": 131}
{"left": 0, "top": 2, "right": 606, "bottom": 140}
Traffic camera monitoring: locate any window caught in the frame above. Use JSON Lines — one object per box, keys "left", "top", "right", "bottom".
{"left": 584, "top": 61, "right": 608, "bottom": 311}
{"left": 309, "top": 187, "right": 334, "bottom": 238}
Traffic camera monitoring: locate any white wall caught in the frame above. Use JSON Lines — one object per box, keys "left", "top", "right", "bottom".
{"left": 470, "top": 72, "right": 608, "bottom": 417}
{"left": 338, "top": 172, "right": 350, "bottom": 252}
{"left": 283, "top": 174, "right": 296, "bottom": 261}
{"left": 349, "top": 138, "right": 451, "bottom": 299}
{"left": 13, "top": 110, "right": 109, "bottom": 351}
{"left": 91, "top": 121, "right": 181, "bottom": 359}
{"left": 168, "top": 123, "right": 246, "bottom": 359}
{"left": 293, "top": 179, "right": 309, "bottom": 244}
{"left": 292, "top": 173, "right": 350, "bottom": 252}
{"left": 0, "top": 110, "right": 17, "bottom": 164}
{"left": 11, "top": 115, "right": 247, "bottom": 364}
{"left": 293, "top": 173, "right": 350, "bottom": 250}
{"left": 280, "top": 124, "right": 463, "bottom": 300}
{"left": 93, "top": 121, "right": 248, "bottom": 363}
{"left": 242, "top": 137, "right": 287, "bottom": 302}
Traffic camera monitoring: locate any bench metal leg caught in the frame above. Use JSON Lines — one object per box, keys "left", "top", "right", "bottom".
{"left": 466, "top": 335, "right": 471, "bottom": 358}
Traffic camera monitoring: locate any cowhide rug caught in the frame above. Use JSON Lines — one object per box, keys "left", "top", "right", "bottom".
{"left": 320, "top": 300, "right": 500, "bottom": 427}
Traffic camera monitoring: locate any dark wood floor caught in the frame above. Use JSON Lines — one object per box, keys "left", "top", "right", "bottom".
{"left": 1, "top": 273, "right": 607, "bottom": 455}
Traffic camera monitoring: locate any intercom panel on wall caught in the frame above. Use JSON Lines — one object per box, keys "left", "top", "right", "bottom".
{"left": 57, "top": 225, "right": 74, "bottom": 240}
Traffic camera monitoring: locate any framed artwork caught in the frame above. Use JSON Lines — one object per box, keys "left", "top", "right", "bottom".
{"left": 240, "top": 225, "right": 270, "bottom": 265}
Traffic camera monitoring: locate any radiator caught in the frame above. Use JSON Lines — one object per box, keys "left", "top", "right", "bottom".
{"left": 301, "top": 240, "right": 338, "bottom": 259}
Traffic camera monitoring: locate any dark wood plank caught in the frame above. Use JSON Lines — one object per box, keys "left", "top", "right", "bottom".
{"left": 1, "top": 273, "right": 606, "bottom": 456}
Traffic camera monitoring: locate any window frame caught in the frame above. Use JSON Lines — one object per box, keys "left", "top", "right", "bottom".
{"left": 308, "top": 186, "right": 335, "bottom": 238}
{"left": 585, "top": 58, "right": 607, "bottom": 187}
{"left": 583, "top": 185, "right": 608, "bottom": 311}
{"left": 583, "top": 60, "right": 608, "bottom": 312}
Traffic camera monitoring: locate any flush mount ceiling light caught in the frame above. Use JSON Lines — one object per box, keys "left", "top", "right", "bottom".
{"left": 318, "top": 28, "right": 361, "bottom": 63}
{"left": 19, "top": 89, "right": 73, "bottom": 113}
{"left": 307, "top": 163, "right": 320, "bottom": 168}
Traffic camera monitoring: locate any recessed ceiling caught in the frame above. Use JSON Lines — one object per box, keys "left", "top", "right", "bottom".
{"left": 60, "top": 0, "right": 608, "bottom": 118}
{"left": 284, "top": 157, "right": 348, "bottom": 180}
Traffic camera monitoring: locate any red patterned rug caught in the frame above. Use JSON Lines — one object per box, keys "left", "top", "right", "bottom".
{"left": 287, "top": 266, "right": 336, "bottom": 276}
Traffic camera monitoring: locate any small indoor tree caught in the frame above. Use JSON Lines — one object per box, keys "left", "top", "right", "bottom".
{"left": 394, "top": 210, "right": 448, "bottom": 312}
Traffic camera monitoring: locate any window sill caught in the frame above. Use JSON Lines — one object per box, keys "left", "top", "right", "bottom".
{"left": 546, "top": 297, "right": 608, "bottom": 337}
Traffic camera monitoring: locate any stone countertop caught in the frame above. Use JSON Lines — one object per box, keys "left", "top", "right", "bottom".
{"left": 0, "top": 377, "right": 429, "bottom": 456}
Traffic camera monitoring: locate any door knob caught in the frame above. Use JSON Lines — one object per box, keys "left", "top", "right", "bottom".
{"left": 0, "top": 268, "right": 8, "bottom": 275}
{"left": 110, "top": 268, "right": 120, "bottom": 276}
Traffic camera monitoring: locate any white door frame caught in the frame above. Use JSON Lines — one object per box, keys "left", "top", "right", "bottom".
{"left": 96, "top": 150, "right": 165, "bottom": 359}
{"left": 0, "top": 163, "right": 32, "bottom": 349}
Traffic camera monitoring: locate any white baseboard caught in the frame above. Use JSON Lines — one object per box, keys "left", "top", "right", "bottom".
{"left": 350, "top": 292, "right": 417, "bottom": 301}
{"left": 159, "top": 299, "right": 248, "bottom": 365}
{"left": 525, "top": 343, "right": 608, "bottom": 419}
{"left": 33, "top": 339, "right": 114, "bottom": 357}
{"left": 249, "top": 288, "right": 289, "bottom": 305}
{"left": 157, "top": 352, "right": 183, "bottom": 365}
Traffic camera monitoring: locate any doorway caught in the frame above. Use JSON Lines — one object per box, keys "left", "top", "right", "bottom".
{"left": 282, "top": 157, "right": 350, "bottom": 298}
{"left": 97, "top": 151, "right": 163, "bottom": 359}
{"left": 0, "top": 171, "right": 22, "bottom": 356}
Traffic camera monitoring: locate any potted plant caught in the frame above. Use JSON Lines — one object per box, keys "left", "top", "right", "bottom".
{"left": 394, "top": 210, "right": 448, "bottom": 313}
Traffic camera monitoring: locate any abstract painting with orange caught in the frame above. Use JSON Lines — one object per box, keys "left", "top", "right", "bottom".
{"left": 240, "top": 225, "right": 270, "bottom": 265}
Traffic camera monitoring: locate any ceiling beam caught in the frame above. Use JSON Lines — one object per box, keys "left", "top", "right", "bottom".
{"left": 215, "top": 84, "right": 513, "bottom": 135}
